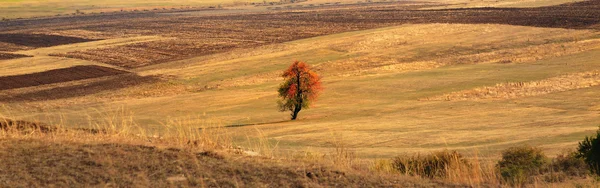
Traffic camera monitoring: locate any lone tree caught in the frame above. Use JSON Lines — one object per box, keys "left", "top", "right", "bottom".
{"left": 278, "top": 61, "right": 322, "bottom": 120}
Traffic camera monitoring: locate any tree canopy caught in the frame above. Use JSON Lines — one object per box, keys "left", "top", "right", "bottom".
{"left": 277, "top": 61, "right": 322, "bottom": 120}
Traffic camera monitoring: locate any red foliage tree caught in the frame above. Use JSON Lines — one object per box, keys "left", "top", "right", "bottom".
{"left": 278, "top": 61, "right": 322, "bottom": 120}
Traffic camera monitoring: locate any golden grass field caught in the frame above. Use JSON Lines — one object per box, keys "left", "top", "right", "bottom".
{"left": 3, "top": 23, "right": 600, "bottom": 160}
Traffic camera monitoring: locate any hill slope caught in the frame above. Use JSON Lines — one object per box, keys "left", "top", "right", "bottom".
{"left": 0, "top": 133, "right": 446, "bottom": 187}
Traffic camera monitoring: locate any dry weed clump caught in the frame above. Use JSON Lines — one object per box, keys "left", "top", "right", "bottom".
{"left": 428, "top": 71, "right": 600, "bottom": 101}
{"left": 389, "top": 150, "right": 499, "bottom": 186}
{"left": 392, "top": 150, "right": 470, "bottom": 178}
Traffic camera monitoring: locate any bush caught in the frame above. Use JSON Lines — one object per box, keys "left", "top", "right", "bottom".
{"left": 544, "top": 150, "right": 588, "bottom": 182}
{"left": 496, "top": 146, "right": 547, "bottom": 186}
{"left": 552, "top": 151, "right": 588, "bottom": 177}
{"left": 577, "top": 127, "right": 600, "bottom": 175}
{"left": 392, "top": 150, "right": 468, "bottom": 178}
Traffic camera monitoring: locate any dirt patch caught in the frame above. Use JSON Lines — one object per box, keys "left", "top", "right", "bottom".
{"left": 0, "top": 52, "right": 31, "bottom": 60}
{"left": 0, "top": 74, "right": 160, "bottom": 102}
{"left": 0, "top": 65, "right": 128, "bottom": 91}
{"left": 426, "top": 71, "right": 600, "bottom": 101}
{"left": 0, "top": 33, "right": 98, "bottom": 51}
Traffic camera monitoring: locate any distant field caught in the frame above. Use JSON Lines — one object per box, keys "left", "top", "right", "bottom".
{"left": 423, "top": 0, "right": 584, "bottom": 8}
{"left": 0, "top": 0, "right": 588, "bottom": 19}
{"left": 0, "top": 0, "right": 276, "bottom": 19}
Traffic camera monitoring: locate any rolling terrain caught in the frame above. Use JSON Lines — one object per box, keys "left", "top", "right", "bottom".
{"left": 1, "top": 0, "right": 600, "bottom": 186}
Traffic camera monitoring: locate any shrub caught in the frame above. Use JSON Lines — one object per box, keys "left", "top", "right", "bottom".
{"left": 576, "top": 127, "right": 600, "bottom": 175}
{"left": 496, "top": 146, "right": 547, "bottom": 186}
{"left": 544, "top": 150, "right": 588, "bottom": 182}
{"left": 553, "top": 151, "right": 588, "bottom": 177}
{"left": 392, "top": 150, "right": 468, "bottom": 178}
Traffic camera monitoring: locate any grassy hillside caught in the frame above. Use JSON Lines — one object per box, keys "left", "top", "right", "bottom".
{"left": 0, "top": 121, "right": 448, "bottom": 187}
{"left": 3, "top": 23, "right": 599, "bottom": 160}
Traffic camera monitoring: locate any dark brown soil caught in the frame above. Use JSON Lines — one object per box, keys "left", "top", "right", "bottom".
{"left": 0, "top": 52, "right": 31, "bottom": 60}
{"left": 0, "top": 33, "right": 97, "bottom": 49}
{"left": 52, "top": 39, "right": 249, "bottom": 68}
{"left": 0, "top": 65, "right": 128, "bottom": 90}
{"left": 0, "top": 74, "right": 159, "bottom": 102}
{"left": 0, "top": 139, "right": 445, "bottom": 187}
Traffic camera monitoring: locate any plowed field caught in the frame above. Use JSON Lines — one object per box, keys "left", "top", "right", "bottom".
{"left": 0, "top": 65, "right": 128, "bottom": 90}
{"left": 0, "top": 0, "right": 595, "bottom": 68}
{"left": 0, "top": 53, "right": 30, "bottom": 60}
{"left": 0, "top": 34, "right": 98, "bottom": 51}
{"left": 0, "top": 74, "right": 159, "bottom": 102}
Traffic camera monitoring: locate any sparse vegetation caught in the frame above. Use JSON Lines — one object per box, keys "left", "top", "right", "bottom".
{"left": 392, "top": 150, "right": 469, "bottom": 178}
{"left": 496, "top": 146, "right": 548, "bottom": 186}
{"left": 545, "top": 150, "right": 589, "bottom": 182}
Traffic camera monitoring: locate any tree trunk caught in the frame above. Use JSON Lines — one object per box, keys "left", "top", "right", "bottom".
{"left": 291, "top": 66, "right": 303, "bottom": 120}
{"left": 291, "top": 105, "right": 301, "bottom": 120}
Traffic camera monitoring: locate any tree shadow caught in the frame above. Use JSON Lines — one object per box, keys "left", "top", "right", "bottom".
{"left": 225, "top": 120, "right": 290, "bottom": 128}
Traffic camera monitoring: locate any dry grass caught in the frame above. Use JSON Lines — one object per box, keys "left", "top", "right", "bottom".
{"left": 427, "top": 71, "right": 600, "bottom": 101}
{"left": 0, "top": 110, "right": 448, "bottom": 187}
{"left": 3, "top": 24, "right": 600, "bottom": 161}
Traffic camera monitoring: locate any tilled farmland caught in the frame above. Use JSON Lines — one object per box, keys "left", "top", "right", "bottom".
{"left": 0, "top": 74, "right": 159, "bottom": 102}
{"left": 0, "top": 33, "right": 97, "bottom": 51}
{"left": 1, "top": 1, "right": 598, "bottom": 69}
{"left": 0, "top": 0, "right": 598, "bottom": 103}
{"left": 0, "top": 53, "right": 31, "bottom": 60}
{"left": 0, "top": 65, "right": 128, "bottom": 91}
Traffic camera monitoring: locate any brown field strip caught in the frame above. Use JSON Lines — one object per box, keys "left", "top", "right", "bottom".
{"left": 426, "top": 71, "right": 600, "bottom": 101}
{"left": 52, "top": 39, "right": 250, "bottom": 68}
{"left": 0, "top": 53, "right": 31, "bottom": 60}
{"left": 0, "top": 74, "right": 159, "bottom": 102}
{"left": 0, "top": 65, "right": 128, "bottom": 90}
{"left": 0, "top": 33, "right": 98, "bottom": 51}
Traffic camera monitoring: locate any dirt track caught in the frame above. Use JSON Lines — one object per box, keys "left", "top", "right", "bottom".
{"left": 0, "top": 65, "right": 128, "bottom": 91}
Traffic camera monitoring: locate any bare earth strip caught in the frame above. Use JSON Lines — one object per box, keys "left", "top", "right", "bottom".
{"left": 0, "top": 52, "right": 30, "bottom": 60}
{"left": 0, "top": 33, "right": 98, "bottom": 52}
{"left": 427, "top": 71, "right": 600, "bottom": 101}
{"left": 0, "top": 65, "right": 128, "bottom": 91}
